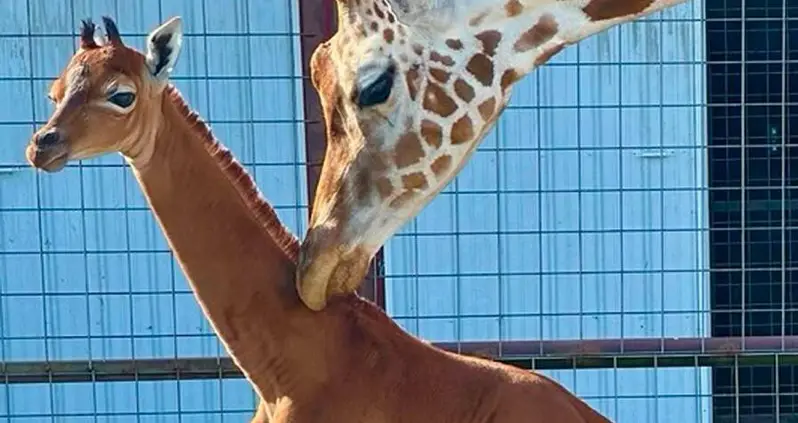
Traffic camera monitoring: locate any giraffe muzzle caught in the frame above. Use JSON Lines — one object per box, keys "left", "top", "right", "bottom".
{"left": 297, "top": 233, "right": 372, "bottom": 311}
{"left": 26, "top": 128, "right": 70, "bottom": 173}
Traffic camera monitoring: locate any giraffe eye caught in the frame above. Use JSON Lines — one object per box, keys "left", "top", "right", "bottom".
{"left": 108, "top": 91, "right": 136, "bottom": 108}
{"left": 356, "top": 64, "right": 396, "bottom": 108}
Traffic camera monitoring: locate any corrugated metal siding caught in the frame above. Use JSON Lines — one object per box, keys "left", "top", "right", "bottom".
{"left": 0, "top": 0, "right": 305, "bottom": 419}
{"left": 383, "top": 1, "right": 711, "bottom": 422}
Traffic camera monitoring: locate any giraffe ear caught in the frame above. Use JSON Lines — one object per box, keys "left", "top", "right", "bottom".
{"left": 145, "top": 16, "right": 183, "bottom": 83}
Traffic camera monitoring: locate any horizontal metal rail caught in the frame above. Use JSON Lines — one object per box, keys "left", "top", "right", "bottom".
{"left": 3, "top": 336, "right": 798, "bottom": 384}
{"left": 714, "top": 417, "right": 798, "bottom": 423}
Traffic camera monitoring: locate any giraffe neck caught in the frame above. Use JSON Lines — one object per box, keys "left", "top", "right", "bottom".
{"left": 127, "top": 87, "right": 317, "bottom": 402}
{"left": 391, "top": 1, "right": 571, "bottom": 172}
{"left": 336, "top": 0, "right": 409, "bottom": 50}
{"left": 340, "top": 0, "right": 400, "bottom": 24}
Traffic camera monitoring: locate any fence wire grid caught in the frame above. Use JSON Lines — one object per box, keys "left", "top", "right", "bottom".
{"left": 0, "top": 0, "right": 796, "bottom": 422}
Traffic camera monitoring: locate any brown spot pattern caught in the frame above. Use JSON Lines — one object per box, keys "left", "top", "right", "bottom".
{"left": 454, "top": 79, "right": 475, "bottom": 102}
{"left": 421, "top": 120, "right": 443, "bottom": 149}
{"left": 451, "top": 115, "right": 475, "bottom": 145}
{"left": 406, "top": 66, "right": 420, "bottom": 100}
{"left": 505, "top": 0, "right": 523, "bottom": 17}
{"left": 478, "top": 98, "right": 497, "bottom": 122}
{"left": 354, "top": 166, "right": 372, "bottom": 203}
{"left": 402, "top": 172, "right": 428, "bottom": 190}
{"left": 422, "top": 83, "right": 458, "bottom": 117}
{"left": 535, "top": 44, "right": 565, "bottom": 66}
{"left": 389, "top": 191, "right": 415, "bottom": 209}
{"left": 430, "top": 51, "right": 455, "bottom": 66}
{"left": 446, "top": 39, "right": 464, "bottom": 50}
{"left": 466, "top": 53, "right": 494, "bottom": 87}
{"left": 388, "top": 12, "right": 396, "bottom": 23}
{"left": 514, "top": 14, "right": 559, "bottom": 53}
{"left": 500, "top": 69, "right": 520, "bottom": 93}
{"left": 376, "top": 177, "right": 394, "bottom": 199}
{"left": 370, "top": 151, "right": 389, "bottom": 172}
{"left": 373, "top": 4, "right": 385, "bottom": 18}
{"left": 431, "top": 155, "right": 452, "bottom": 177}
{"left": 475, "top": 30, "right": 502, "bottom": 57}
{"left": 469, "top": 11, "right": 489, "bottom": 26}
{"left": 383, "top": 28, "right": 394, "bottom": 43}
{"left": 583, "top": 0, "right": 654, "bottom": 20}
{"left": 430, "top": 68, "right": 451, "bottom": 83}
{"left": 370, "top": 21, "right": 379, "bottom": 32}
{"left": 394, "top": 132, "right": 425, "bottom": 168}
{"left": 412, "top": 44, "right": 424, "bottom": 56}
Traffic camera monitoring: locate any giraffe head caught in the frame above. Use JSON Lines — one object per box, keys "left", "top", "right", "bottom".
{"left": 298, "top": 0, "right": 690, "bottom": 310}
{"left": 25, "top": 16, "right": 183, "bottom": 172}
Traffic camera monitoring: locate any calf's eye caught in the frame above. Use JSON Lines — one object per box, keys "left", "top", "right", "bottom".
{"left": 108, "top": 92, "right": 135, "bottom": 108}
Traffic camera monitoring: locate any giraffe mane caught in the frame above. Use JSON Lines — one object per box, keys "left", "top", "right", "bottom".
{"left": 164, "top": 85, "right": 403, "bottom": 333}
{"left": 163, "top": 84, "right": 300, "bottom": 261}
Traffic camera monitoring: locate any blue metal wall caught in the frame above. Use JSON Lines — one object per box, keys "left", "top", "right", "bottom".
{"left": 0, "top": 0, "right": 711, "bottom": 421}
{"left": 383, "top": 1, "right": 711, "bottom": 421}
{"left": 0, "top": 0, "right": 306, "bottom": 420}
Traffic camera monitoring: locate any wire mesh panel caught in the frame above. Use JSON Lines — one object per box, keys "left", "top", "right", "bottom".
{"left": 385, "top": 2, "right": 708, "bottom": 343}
{"left": 706, "top": 0, "right": 798, "bottom": 420}
{"left": 0, "top": 0, "right": 306, "bottom": 420}
{"left": 2, "top": 0, "right": 798, "bottom": 422}
{"left": 375, "top": 0, "right": 795, "bottom": 421}
{"left": 2, "top": 379, "right": 261, "bottom": 421}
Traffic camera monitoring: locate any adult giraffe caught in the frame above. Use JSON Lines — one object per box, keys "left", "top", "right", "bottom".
{"left": 25, "top": 15, "right": 612, "bottom": 423}
{"left": 296, "top": 0, "right": 691, "bottom": 311}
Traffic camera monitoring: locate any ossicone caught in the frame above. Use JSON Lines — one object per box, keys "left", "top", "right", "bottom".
{"left": 101, "top": 16, "right": 123, "bottom": 45}
{"left": 79, "top": 18, "right": 98, "bottom": 49}
{"left": 78, "top": 16, "right": 124, "bottom": 48}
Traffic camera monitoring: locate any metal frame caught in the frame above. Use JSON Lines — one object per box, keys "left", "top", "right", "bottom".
{"left": 298, "top": 0, "right": 386, "bottom": 308}
{"left": 4, "top": 336, "right": 798, "bottom": 384}
{"left": 5, "top": 10, "right": 797, "bottom": 423}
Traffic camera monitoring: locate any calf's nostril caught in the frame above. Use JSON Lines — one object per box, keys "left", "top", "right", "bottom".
{"left": 37, "top": 131, "right": 60, "bottom": 147}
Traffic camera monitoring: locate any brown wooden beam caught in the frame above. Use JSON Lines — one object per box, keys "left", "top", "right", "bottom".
{"left": 298, "top": 0, "right": 385, "bottom": 309}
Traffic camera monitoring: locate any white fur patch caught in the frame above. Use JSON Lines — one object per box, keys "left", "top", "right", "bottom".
{"left": 356, "top": 60, "right": 393, "bottom": 91}
{"left": 145, "top": 16, "right": 184, "bottom": 81}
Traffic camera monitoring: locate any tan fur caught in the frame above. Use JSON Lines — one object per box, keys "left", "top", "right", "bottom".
{"left": 505, "top": 0, "right": 524, "bottom": 17}
{"left": 26, "top": 16, "right": 612, "bottom": 423}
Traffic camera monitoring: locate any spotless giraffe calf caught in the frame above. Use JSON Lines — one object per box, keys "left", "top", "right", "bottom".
{"left": 25, "top": 15, "right": 613, "bottom": 423}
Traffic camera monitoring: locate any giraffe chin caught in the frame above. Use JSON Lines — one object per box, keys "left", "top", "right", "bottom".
{"left": 296, "top": 246, "right": 371, "bottom": 311}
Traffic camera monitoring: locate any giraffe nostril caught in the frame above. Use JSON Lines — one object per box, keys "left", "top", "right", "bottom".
{"left": 36, "top": 130, "right": 61, "bottom": 148}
